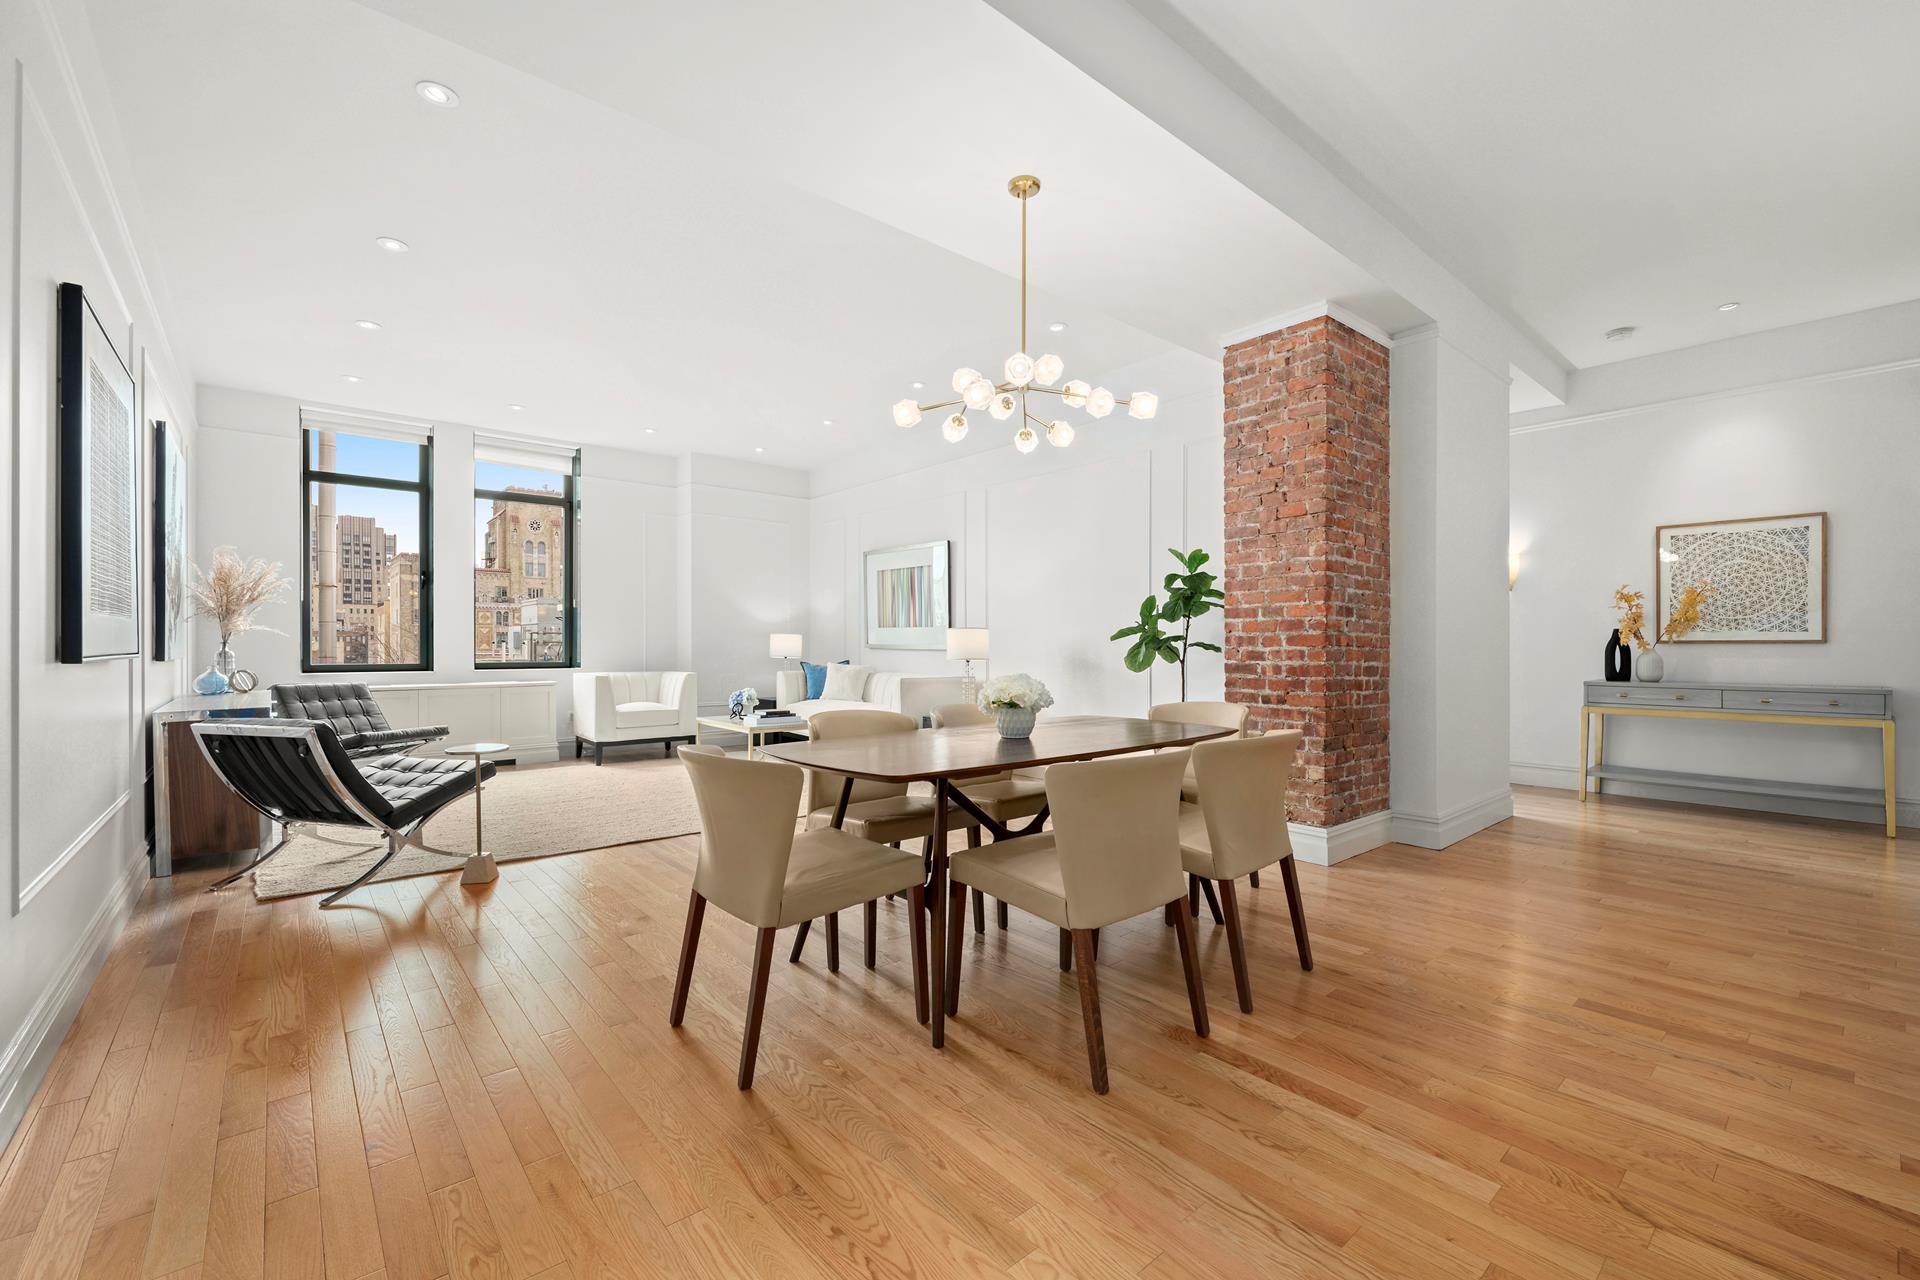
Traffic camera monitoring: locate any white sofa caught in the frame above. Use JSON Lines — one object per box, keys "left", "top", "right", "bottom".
{"left": 775, "top": 669, "right": 967, "bottom": 726}
{"left": 573, "top": 671, "right": 698, "bottom": 763}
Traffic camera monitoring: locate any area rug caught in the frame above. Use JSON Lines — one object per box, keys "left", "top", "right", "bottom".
{"left": 249, "top": 757, "right": 701, "bottom": 901}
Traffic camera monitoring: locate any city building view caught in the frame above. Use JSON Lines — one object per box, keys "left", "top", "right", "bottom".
{"left": 474, "top": 486, "right": 568, "bottom": 664}
{"left": 306, "top": 431, "right": 424, "bottom": 666}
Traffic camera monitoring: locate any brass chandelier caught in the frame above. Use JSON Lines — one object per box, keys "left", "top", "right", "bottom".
{"left": 891, "top": 174, "right": 1156, "bottom": 453}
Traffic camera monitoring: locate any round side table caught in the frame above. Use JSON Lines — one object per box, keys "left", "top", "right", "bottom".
{"left": 444, "top": 742, "right": 510, "bottom": 885}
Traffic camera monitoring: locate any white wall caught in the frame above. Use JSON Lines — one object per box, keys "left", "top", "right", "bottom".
{"left": 1, "top": 0, "right": 198, "bottom": 1143}
{"left": 807, "top": 386, "right": 1226, "bottom": 716}
{"left": 1510, "top": 343, "right": 1920, "bottom": 828}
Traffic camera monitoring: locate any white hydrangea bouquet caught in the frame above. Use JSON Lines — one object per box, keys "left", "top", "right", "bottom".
{"left": 977, "top": 672, "right": 1053, "bottom": 739}
{"left": 728, "top": 686, "right": 759, "bottom": 719}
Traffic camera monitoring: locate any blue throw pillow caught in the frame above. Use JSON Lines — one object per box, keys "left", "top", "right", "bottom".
{"left": 800, "top": 658, "right": 850, "bottom": 700}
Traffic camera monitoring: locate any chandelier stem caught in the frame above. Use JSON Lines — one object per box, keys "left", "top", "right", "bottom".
{"left": 1019, "top": 188, "right": 1028, "bottom": 353}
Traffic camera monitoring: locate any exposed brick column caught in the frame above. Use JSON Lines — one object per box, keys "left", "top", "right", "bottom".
{"left": 1222, "top": 315, "right": 1390, "bottom": 828}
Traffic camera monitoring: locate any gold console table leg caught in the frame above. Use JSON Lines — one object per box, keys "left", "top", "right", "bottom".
{"left": 1577, "top": 708, "right": 1590, "bottom": 803}
{"left": 1884, "top": 720, "right": 1898, "bottom": 838}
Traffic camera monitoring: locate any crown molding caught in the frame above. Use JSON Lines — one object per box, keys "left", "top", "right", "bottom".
{"left": 1219, "top": 300, "right": 1395, "bottom": 352}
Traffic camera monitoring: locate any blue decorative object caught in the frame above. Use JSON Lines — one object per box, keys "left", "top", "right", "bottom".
{"left": 800, "top": 658, "right": 850, "bottom": 700}
{"left": 728, "top": 686, "right": 760, "bottom": 719}
{"left": 192, "top": 664, "right": 231, "bottom": 695}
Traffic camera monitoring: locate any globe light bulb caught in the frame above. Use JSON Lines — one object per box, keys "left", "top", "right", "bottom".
{"left": 1013, "top": 424, "right": 1039, "bottom": 453}
{"left": 1032, "top": 353, "right": 1064, "bottom": 385}
{"left": 1045, "top": 419, "right": 1074, "bottom": 448}
{"left": 1086, "top": 386, "right": 1116, "bottom": 418}
{"left": 1061, "top": 379, "right": 1090, "bottom": 408}
{"left": 892, "top": 399, "right": 922, "bottom": 428}
{"left": 952, "top": 367, "right": 982, "bottom": 394}
{"left": 989, "top": 391, "right": 1017, "bottom": 420}
{"left": 1127, "top": 391, "right": 1159, "bottom": 420}
{"left": 962, "top": 377, "right": 996, "bottom": 410}
{"left": 1004, "top": 351, "right": 1035, "bottom": 387}
{"left": 942, "top": 412, "right": 969, "bottom": 443}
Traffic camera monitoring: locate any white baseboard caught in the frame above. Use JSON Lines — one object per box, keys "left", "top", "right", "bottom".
{"left": 1509, "top": 760, "right": 1916, "bottom": 829}
{"left": 1290, "top": 810, "right": 1394, "bottom": 866}
{"left": 0, "top": 849, "right": 150, "bottom": 1150}
{"left": 1391, "top": 788, "right": 1515, "bottom": 849}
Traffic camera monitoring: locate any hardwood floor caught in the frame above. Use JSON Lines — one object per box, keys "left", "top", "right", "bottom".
{"left": 2, "top": 784, "right": 1917, "bottom": 1279}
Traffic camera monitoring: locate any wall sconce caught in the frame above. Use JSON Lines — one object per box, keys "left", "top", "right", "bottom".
{"left": 1508, "top": 549, "right": 1521, "bottom": 591}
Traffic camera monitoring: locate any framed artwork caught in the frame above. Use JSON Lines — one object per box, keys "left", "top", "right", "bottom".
{"left": 153, "top": 419, "right": 187, "bottom": 659}
{"left": 863, "top": 540, "right": 950, "bottom": 649}
{"left": 1656, "top": 511, "right": 1827, "bottom": 643}
{"left": 57, "top": 282, "right": 141, "bottom": 663}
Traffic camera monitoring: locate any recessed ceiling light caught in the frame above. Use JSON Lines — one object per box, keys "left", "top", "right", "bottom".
{"left": 355, "top": 319, "right": 382, "bottom": 330}
{"left": 415, "top": 80, "right": 459, "bottom": 108}
{"left": 1604, "top": 326, "right": 1637, "bottom": 343}
{"left": 754, "top": 447, "right": 765, "bottom": 453}
{"left": 375, "top": 236, "right": 409, "bottom": 253}
{"left": 822, "top": 419, "right": 834, "bottom": 426}
{"left": 910, "top": 381, "right": 925, "bottom": 390}
{"left": 508, "top": 403, "right": 524, "bottom": 411}
{"left": 1048, "top": 321, "right": 1068, "bottom": 332}
{"left": 1718, "top": 301, "right": 1741, "bottom": 312}
{"left": 644, "top": 427, "right": 655, "bottom": 434}
{"left": 341, "top": 374, "right": 362, "bottom": 382}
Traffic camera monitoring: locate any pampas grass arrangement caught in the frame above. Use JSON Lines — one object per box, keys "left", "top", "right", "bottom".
{"left": 190, "top": 547, "right": 292, "bottom": 645}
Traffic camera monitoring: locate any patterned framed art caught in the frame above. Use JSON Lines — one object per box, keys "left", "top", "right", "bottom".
{"left": 863, "top": 540, "right": 951, "bottom": 650}
{"left": 1655, "top": 512, "right": 1826, "bottom": 643}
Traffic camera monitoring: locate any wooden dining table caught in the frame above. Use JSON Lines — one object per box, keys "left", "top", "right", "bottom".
{"left": 758, "top": 714, "right": 1236, "bottom": 1048}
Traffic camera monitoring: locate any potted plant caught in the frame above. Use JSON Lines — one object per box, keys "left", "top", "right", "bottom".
{"left": 977, "top": 673, "right": 1054, "bottom": 739}
{"left": 1109, "top": 547, "right": 1225, "bottom": 700}
{"left": 188, "top": 548, "right": 291, "bottom": 694}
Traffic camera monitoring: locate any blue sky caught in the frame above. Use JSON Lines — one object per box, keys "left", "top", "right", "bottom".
{"left": 308, "top": 433, "right": 564, "bottom": 561}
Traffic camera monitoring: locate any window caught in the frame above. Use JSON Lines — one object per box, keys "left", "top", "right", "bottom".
{"left": 300, "top": 414, "right": 433, "bottom": 671}
{"left": 474, "top": 438, "right": 578, "bottom": 667}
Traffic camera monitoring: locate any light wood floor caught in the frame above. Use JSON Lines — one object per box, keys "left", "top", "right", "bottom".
{"left": 2, "top": 785, "right": 1916, "bottom": 1280}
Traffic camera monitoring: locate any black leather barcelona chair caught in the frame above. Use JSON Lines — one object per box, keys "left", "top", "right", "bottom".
{"left": 269, "top": 681, "right": 449, "bottom": 759}
{"left": 192, "top": 719, "right": 493, "bottom": 907}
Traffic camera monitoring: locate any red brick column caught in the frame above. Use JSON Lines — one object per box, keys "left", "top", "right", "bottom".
{"left": 1222, "top": 315, "right": 1390, "bottom": 827}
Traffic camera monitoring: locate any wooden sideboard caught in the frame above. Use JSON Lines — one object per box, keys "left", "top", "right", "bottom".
{"left": 1578, "top": 680, "right": 1896, "bottom": 836}
{"left": 152, "top": 691, "right": 277, "bottom": 876}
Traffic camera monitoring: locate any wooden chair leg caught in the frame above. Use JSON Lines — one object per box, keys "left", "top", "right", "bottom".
{"left": 1163, "top": 902, "right": 1175, "bottom": 927}
{"left": 945, "top": 879, "right": 966, "bottom": 1017}
{"left": 971, "top": 888, "right": 986, "bottom": 935}
{"left": 1218, "top": 879, "right": 1253, "bottom": 1013}
{"left": 1188, "top": 874, "right": 1200, "bottom": 916}
{"left": 1092, "top": 928, "right": 1100, "bottom": 959}
{"left": 908, "top": 883, "right": 929, "bottom": 1025}
{"left": 1070, "top": 930, "right": 1108, "bottom": 1094}
{"left": 738, "top": 928, "right": 777, "bottom": 1089}
{"left": 864, "top": 900, "right": 877, "bottom": 969}
{"left": 1248, "top": 870, "right": 1261, "bottom": 888}
{"left": 825, "top": 912, "right": 840, "bottom": 974}
{"left": 1059, "top": 928, "right": 1073, "bottom": 972}
{"left": 1197, "top": 876, "right": 1224, "bottom": 924}
{"left": 668, "top": 889, "right": 705, "bottom": 1027}
{"left": 1278, "top": 856, "right": 1313, "bottom": 971}
{"left": 996, "top": 899, "right": 1008, "bottom": 929}
{"left": 787, "top": 919, "right": 811, "bottom": 963}
{"left": 1171, "top": 898, "right": 1210, "bottom": 1038}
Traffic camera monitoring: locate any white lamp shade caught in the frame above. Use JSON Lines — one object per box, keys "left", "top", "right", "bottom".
{"left": 769, "top": 632, "right": 803, "bottom": 659}
{"left": 946, "top": 628, "right": 989, "bottom": 660}
{"left": 1127, "top": 390, "right": 1159, "bottom": 419}
{"left": 1004, "top": 351, "right": 1035, "bottom": 386}
{"left": 1013, "top": 424, "right": 1039, "bottom": 453}
{"left": 951, "top": 366, "right": 982, "bottom": 394}
{"left": 1045, "top": 419, "right": 1074, "bottom": 447}
{"left": 1032, "top": 353, "right": 1064, "bottom": 385}
{"left": 962, "top": 377, "right": 996, "bottom": 410}
{"left": 942, "top": 411, "right": 969, "bottom": 443}
{"left": 1061, "top": 379, "right": 1090, "bottom": 407}
{"left": 892, "top": 399, "right": 922, "bottom": 427}
{"left": 989, "top": 391, "right": 1017, "bottom": 420}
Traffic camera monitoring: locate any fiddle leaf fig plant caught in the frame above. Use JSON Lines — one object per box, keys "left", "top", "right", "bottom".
{"left": 1110, "top": 547, "right": 1227, "bottom": 700}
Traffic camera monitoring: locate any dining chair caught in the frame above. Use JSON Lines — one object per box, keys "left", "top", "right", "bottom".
{"left": 930, "top": 702, "right": 1048, "bottom": 933}
{"left": 1149, "top": 700, "right": 1254, "bottom": 906}
{"left": 799, "top": 709, "right": 937, "bottom": 968}
{"left": 945, "top": 750, "right": 1206, "bottom": 1093}
{"left": 1179, "top": 730, "right": 1311, "bottom": 1012}
{"left": 673, "top": 745, "right": 927, "bottom": 1088}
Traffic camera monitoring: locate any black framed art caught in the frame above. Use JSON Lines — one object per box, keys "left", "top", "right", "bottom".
{"left": 153, "top": 418, "right": 187, "bottom": 659}
{"left": 57, "top": 281, "right": 141, "bottom": 663}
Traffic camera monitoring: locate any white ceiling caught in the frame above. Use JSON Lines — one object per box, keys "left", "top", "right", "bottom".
{"left": 80, "top": 0, "right": 1419, "bottom": 467}
{"left": 1146, "top": 0, "right": 1920, "bottom": 369}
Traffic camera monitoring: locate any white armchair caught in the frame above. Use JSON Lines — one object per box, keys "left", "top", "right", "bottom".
{"left": 573, "top": 671, "right": 698, "bottom": 764}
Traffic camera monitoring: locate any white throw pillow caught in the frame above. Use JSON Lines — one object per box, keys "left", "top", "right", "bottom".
{"left": 821, "top": 664, "right": 871, "bottom": 701}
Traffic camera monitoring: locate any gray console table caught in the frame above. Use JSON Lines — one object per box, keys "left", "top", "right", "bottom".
{"left": 1579, "top": 680, "right": 1896, "bottom": 837}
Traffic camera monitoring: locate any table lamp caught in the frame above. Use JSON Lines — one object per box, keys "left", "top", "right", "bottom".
{"left": 769, "top": 633, "right": 803, "bottom": 667}
{"left": 946, "top": 628, "right": 988, "bottom": 704}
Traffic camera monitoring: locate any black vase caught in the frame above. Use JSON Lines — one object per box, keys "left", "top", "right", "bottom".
{"left": 1603, "top": 629, "right": 1631, "bottom": 682}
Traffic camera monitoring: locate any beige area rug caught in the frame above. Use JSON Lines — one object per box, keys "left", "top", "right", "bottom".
{"left": 250, "top": 757, "right": 701, "bottom": 901}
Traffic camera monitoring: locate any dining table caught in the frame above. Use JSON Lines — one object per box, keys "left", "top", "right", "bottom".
{"left": 757, "top": 714, "right": 1237, "bottom": 1047}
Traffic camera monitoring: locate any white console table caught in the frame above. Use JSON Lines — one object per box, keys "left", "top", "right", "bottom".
{"left": 1579, "top": 680, "right": 1896, "bottom": 836}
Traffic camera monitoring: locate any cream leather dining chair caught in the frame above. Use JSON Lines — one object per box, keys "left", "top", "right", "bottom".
{"left": 672, "top": 745, "right": 927, "bottom": 1088}
{"left": 946, "top": 750, "right": 1206, "bottom": 1093}
{"left": 1179, "top": 731, "right": 1311, "bottom": 1013}
{"left": 930, "top": 702, "right": 1048, "bottom": 933}
{"left": 1149, "top": 700, "right": 1254, "bottom": 906}
{"left": 797, "top": 709, "right": 937, "bottom": 970}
